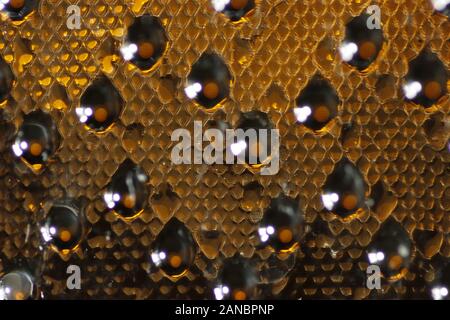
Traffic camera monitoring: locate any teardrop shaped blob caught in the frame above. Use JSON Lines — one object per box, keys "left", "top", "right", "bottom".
{"left": 12, "top": 110, "right": 60, "bottom": 171}
{"left": 1, "top": 0, "right": 36, "bottom": 22}
{"left": 429, "top": 262, "right": 450, "bottom": 300}
{"left": 77, "top": 77, "right": 123, "bottom": 132}
{"left": 40, "top": 201, "right": 84, "bottom": 254}
{"left": 258, "top": 195, "right": 303, "bottom": 253}
{"left": 403, "top": 50, "right": 448, "bottom": 107}
{"left": 339, "top": 13, "right": 384, "bottom": 71}
{"left": 321, "top": 158, "right": 366, "bottom": 220}
{"left": 235, "top": 111, "right": 274, "bottom": 168}
{"left": 214, "top": 258, "right": 257, "bottom": 300}
{"left": 150, "top": 219, "right": 196, "bottom": 278}
{"left": 211, "top": 0, "right": 256, "bottom": 22}
{"left": 185, "top": 53, "right": 232, "bottom": 109}
{"left": 104, "top": 160, "right": 149, "bottom": 220}
{"left": 0, "top": 270, "right": 34, "bottom": 300}
{"left": 0, "top": 57, "right": 14, "bottom": 103}
{"left": 121, "top": 15, "right": 168, "bottom": 72}
{"left": 294, "top": 76, "right": 340, "bottom": 132}
{"left": 366, "top": 219, "right": 412, "bottom": 281}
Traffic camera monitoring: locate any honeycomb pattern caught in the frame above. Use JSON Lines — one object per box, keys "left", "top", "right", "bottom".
{"left": 0, "top": 0, "right": 449, "bottom": 299}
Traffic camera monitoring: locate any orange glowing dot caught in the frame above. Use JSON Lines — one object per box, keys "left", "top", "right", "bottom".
{"left": 313, "top": 105, "right": 330, "bottom": 123}
{"left": 60, "top": 229, "right": 72, "bottom": 242}
{"left": 233, "top": 290, "right": 247, "bottom": 300}
{"left": 342, "top": 194, "right": 358, "bottom": 211}
{"left": 9, "top": 0, "right": 25, "bottom": 9}
{"left": 424, "top": 81, "right": 442, "bottom": 100}
{"left": 29, "top": 142, "right": 42, "bottom": 157}
{"left": 388, "top": 255, "right": 403, "bottom": 270}
{"left": 138, "top": 42, "right": 155, "bottom": 59}
{"left": 169, "top": 255, "right": 182, "bottom": 268}
{"left": 231, "top": 0, "right": 248, "bottom": 10}
{"left": 15, "top": 291, "right": 25, "bottom": 300}
{"left": 278, "top": 228, "right": 293, "bottom": 244}
{"left": 94, "top": 106, "right": 108, "bottom": 123}
{"left": 358, "top": 41, "right": 377, "bottom": 60}
{"left": 203, "top": 81, "right": 220, "bottom": 100}
{"left": 122, "top": 194, "right": 136, "bottom": 209}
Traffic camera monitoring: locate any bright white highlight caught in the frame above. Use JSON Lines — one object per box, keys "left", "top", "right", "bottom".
{"left": 211, "top": 0, "right": 231, "bottom": 12}
{"left": 293, "top": 106, "right": 312, "bottom": 123}
{"left": 76, "top": 107, "right": 93, "bottom": 124}
{"left": 321, "top": 192, "right": 339, "bottom": 211}
{"left": 431, "top": 286, "right": 448, "bottom": 300}
{"left": 230, "top": 140, "right": 247, "bottom": 156}
{"left": 150, "top": 251, "right": 167, "bottom": 266}
{"left": 258, "top": 225, "right": 275, "bottom": 243}
{"left": 184, "top": 82, "right": 202, "bottom": 99}
{"left": 120, "top": 43, "right": 138, "bottom": 61}
{"left": 403, "top": 81, "right": 422, "bottom": 100}
{"left": 339, "top": 42, "right": 358, "bottom": 62}
{"left": 103, "top": 192, "right": 121, "bottom": 209}
{"left": 368, "top": 251, "right": 385, "bottom": 264}
{"left": 213, "top": 285, "right": 230, "bottom": 300}
{"left": 431, "top": 0, "right": 450, "bottom": 11}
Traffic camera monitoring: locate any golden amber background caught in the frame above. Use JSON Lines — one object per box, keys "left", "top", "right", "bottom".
{"left": 0, "top": 0, "right": 449, "bottom": 299}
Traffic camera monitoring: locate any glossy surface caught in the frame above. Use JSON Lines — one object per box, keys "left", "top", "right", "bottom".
{"left": 150, "top": 219, "right": 196, "bottom": 278}
{"left": 321, "top": 158, "right": 366, "bottom": 220}
{"left": 103, "top": 160, "right": 149, "bottom": 220}
{"left": 77, "top": 78, "right": 123, "bottom": 132}
{"left": 185, "top": 53, "right": 232, "bottom": 109}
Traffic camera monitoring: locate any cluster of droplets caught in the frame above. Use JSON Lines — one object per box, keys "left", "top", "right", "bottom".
{"left": 0, "top": 1, "right": 449, "bottom": 300}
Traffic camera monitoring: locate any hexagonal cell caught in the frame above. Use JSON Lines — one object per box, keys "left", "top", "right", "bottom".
{"left": 40, "top": 199, "right": 84, "bottom": 255}
{"left": 185, "top": 53, "right": 232, "bottom": 110}
{"left": 0, "top": 56, "right": 14, "bottom": 103}
{"left": 211, "top": 0, "right": 256, "bottom": 23}
{"left": 12, "top": 110, "right": 61, "bottom": 172}
{"left": 76, "top": 77, "right": 124, "bottom": 133}
{"left": 234, "top": 111, "right": 275, "bottom": 169}
{"left": 403, "top": 50, "right": 448, "bottom": 107}
{"left": 149, "top": 218, "right": 196, "bottom": 278}
{"left": 120, "top": 15, "right": 168, "bottom": 72}
{"left": 321, "top": 158, "right": 366, "bottom": 221}
{"left": 103, "top": 159, "right": 149, "bottom": 221}
{"left": 339, "top": 13, "right": 384, "bottom": 71}
{"left": 294, "top": 76, "right": 340, "bottom": 132}
{"left": 0, "top": 0, "right": 37, "bottom": 22}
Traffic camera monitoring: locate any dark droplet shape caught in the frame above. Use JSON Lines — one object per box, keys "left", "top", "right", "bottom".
{"left": 258, "top": 195, "right": 303, "bottom": 252}
{"left": 294, "top": 77, "right": 340, "bottom": 131}
{"left": 41, "top": 201, "right": 83, "bottom": 253}
{"left": 186, "top": 53, "right": 232, "bottom": 109}
{"left": 404, "top": 51, "right": 448, "bottom": 107}
{"left": 77, "top": 77, "right": 123, "bottom": 132}
{"left": 1, "top": 0, "right": 36, "bottom": 21}
{"left": 12, "top": 110, "right": 60, "bottom": 171}
{"left": 236, "top": 111, "right": 274, "bottom": 167}
{"left": 216, "top": 0, "right": 256, "bottom": 22}
{"left": 215, "top": 258, "right": 257, "bottom": 300}
{"left": 322, "top": 158, "right": 366, "bottom": 219}
{"left": 0, "top": 57, "right": 14, "bottom": 102}
{"left": 104, "top": 160, "right": 149, "bottom": 220}
{"left": 366, "top": 219, "right": 412, "bottom": 280}
{"left": 122, "top": 15, "right": 168, "bottom": 71}
{"left": 341, "top": 13, "right": 384, "bottom": 71}
{"left": 150, "top": 219, "right": 196, "bottom": 277}
{"left": 0, "top": 270, "right": 34, "bottom": 300}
